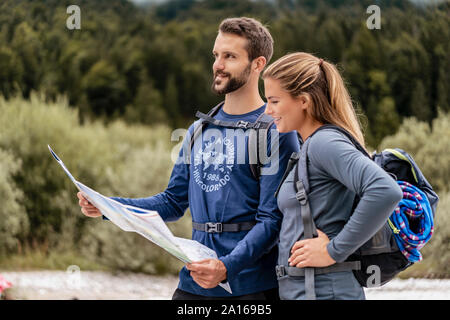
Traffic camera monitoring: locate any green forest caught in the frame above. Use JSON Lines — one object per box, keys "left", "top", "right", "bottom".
{"left": 0, "top": 0, "right": 449, "bottom": 277}
{"left": 1, "top": 0, "right": 449, "bottom": 145}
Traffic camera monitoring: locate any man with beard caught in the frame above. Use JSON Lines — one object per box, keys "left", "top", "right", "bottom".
{"left": 77, "top": 17, "right": 300, "bottom": 300}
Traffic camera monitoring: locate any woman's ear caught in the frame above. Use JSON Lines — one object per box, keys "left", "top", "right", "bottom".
{"left": 297, "top": 94, "right": 310, "bottom": 110}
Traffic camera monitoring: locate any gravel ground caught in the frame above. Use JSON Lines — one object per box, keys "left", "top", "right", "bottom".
{"left": 1, "top": 271, "right": 449, "bottom": 300}
{"left": 1, "top": 270, "right": 179, "bottom": 300}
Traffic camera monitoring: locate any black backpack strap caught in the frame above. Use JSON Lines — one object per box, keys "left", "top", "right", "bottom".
{"left": 196, "top": 112, "right": 252, "bottom": 129}
{"left": 248, "top": 113, "right": 275, "bottom": 180}
{"left": 251, "top": 112, "right": 275, "bottom": 130}
{"left": 195, "top": 106, "right": 272, "bottom": 130}
{"left": 274, "top": 152, "right": 300, "bottom": 198}
{"left": 192, "top": 221, "right": 256, "bottom": 233}
{"left": 189, "top": 101, "right": 224, "bottom": 150}
{"left": 274, "top": 130, "right": 304, "bottom": 198}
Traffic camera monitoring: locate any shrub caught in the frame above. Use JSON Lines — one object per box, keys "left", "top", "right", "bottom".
{"left": 0, "top": 93, "right": 191, "bottom": 274}
{"left": 378, "top": 111, "right": 450, "bottom": 193}
{"left": 0, "top": 148, "right": 28, "bottom": 256}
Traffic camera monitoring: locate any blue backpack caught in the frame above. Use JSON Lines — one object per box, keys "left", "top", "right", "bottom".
{"left": 275, "top": 124, "right": 438, "bottom": 299}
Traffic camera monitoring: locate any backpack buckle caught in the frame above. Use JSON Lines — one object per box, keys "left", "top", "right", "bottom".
{"left": 236, "top": 120, "right": 249, "bottom": 128}
{"left": 205, "top": 222, "right": 223, "bottom": 233}
{"left": 275, "top": 265, "right": 286, "bottom": 277}
{"left": 295, "top": 189, "right": 307, "bottom": 205}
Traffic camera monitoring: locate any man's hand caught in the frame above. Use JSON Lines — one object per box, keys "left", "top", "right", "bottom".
{"left": 288, "top": 229, "right": 336, "bottom": 268}
{"left": 77, "top": 192, "right": 102, "bottom": 218}
{"left": 186, "top": 259, "right": 227, "bottom": 289}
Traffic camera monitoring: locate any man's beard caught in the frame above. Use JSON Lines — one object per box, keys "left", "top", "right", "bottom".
{"left": 211, "top": 63, "right": 251, "bottom": 95}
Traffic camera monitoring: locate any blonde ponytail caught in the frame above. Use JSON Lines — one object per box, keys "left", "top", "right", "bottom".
{"left": 263, "top": 52, "right": 366, "bottom": 150}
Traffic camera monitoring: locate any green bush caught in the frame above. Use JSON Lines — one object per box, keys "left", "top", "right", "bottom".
{"left": 79, "top": 213, "right": 191, "bottom": 275}
{"left": 0, "top": 93, "right": 191, "bottom": 274}
{"left": 379, "top": 110, "right": 450, "bottom": 193}
{"left": 0, "top": 148, "right": 28, "bottom": 256}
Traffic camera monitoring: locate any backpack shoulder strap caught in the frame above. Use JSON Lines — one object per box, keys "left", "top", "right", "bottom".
{"left": 207, "top": 101, "right": 225, "bottom": 116}
{"left": 293, "top": 136, "right": 318, "bottom": 300}
{"left": 248, "top": 112, "right": 275, "bottom": 180}
{"left": 253, "top": 112, "right": 275, "bottom": 129}
{"left": 293, "top": 137, "right": 318, "bottom": 238}
{"left": 196, "top": 103, "right": 273, "bottom": 130}
{"left": 274, "top": 151, "right": 300, "bottom": 198}
{"left": 274, "top": 131, "right": 304, "bottom": 197}
{"left": 189, "top": 101, "right": 224, "bottom": 150}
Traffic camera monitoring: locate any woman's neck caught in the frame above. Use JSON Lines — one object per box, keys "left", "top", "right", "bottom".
{"left": 297, "top": 118, "right": 323, "bottom": 142}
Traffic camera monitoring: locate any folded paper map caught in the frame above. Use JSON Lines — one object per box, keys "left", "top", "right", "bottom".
{"left": 48, "top": 145, "right": 232, "bottom": 294}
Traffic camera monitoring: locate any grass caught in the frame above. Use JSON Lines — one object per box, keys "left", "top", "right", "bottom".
{"left": 0, "top": 249, "right": 109, "bottom": 272}
{"left": 398, "top": 259, "right": 448, "bottom": 279}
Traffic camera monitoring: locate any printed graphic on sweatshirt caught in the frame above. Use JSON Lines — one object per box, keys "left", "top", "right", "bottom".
{"left": 193, "top": 129, "right": 235, "bottom": 193}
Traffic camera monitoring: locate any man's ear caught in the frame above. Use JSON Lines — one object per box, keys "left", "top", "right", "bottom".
{"left": 253, "top": 56, "right": 267, "bottom": 73}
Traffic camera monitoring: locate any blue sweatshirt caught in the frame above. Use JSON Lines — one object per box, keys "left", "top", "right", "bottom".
{"left": 112, "top": 104, "right": 300, "bottom": 297}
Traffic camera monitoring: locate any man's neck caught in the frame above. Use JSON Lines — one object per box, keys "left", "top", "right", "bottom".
{"left": 221, "top": 79, "right": 265, "bottom": 115}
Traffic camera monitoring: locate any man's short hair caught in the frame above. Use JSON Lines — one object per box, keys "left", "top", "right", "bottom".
{"left": 219, "top": 17, "right": 274, "bottom": 63}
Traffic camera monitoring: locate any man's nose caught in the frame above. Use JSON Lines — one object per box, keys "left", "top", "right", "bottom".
{"left": 213, "top": 57, "right": 225, "bottom": 71}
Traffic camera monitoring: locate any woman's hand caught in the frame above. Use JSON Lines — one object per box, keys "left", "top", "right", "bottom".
{"left": 288, "top": 229, "right": 336, "bottom": 268}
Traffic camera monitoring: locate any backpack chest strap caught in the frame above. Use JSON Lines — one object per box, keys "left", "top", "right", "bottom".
{"left": 195, "top": 111, "right": 269, "bottom": 129}
{"left": 192, "top": 221, "right": 256, "bottom": 233}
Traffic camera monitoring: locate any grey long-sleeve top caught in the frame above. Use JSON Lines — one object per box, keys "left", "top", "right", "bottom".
{"left": 277, "top": 129, "right": 403, "bottom": 264}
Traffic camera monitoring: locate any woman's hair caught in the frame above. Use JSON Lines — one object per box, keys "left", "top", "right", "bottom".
{"left": 262, "top": 52, "right": 366, "bottom": 149}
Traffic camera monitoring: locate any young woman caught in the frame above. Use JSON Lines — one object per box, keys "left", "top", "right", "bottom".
{"left": 262, "top": 52, "right": 402, "bottom": 300}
